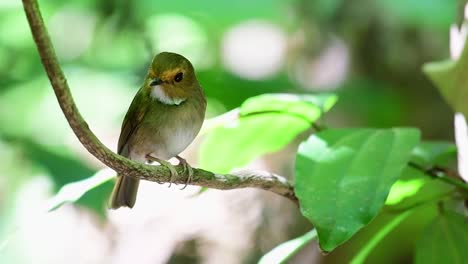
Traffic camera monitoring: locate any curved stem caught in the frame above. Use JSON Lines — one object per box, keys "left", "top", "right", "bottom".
{"left": 21, "top": 0, "right": 298, "bottom": 205}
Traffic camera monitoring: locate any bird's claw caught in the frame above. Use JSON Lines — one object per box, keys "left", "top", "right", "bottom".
{"left": 176, "top": 156, "right": 193, "bottom": 190}
{"left": 145, "top": 154, "right": 178, "bottom": 187}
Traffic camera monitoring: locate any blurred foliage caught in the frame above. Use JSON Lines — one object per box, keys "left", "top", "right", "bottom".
{"left": 423, "top": 22, "right": 468, "bottom": 118}
{"left": 350, "top": 209, "right": 412, "bottom": 264}
{"left": 410, "top": 141, "right": 458, "bottom": 167}
{"left": 414, "top": 210, "right": 468, "bottom": 264}
{"left": 1, "top": 0, "right": 467, "bottom": 263}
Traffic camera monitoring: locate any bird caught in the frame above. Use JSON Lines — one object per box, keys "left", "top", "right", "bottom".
{"left": 109, "top": 52, "right": 206, "bottom": 209}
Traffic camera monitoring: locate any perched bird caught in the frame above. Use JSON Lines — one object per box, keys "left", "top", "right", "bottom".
{"left": 109, "top": 52, "right": 206, "bottom": 209}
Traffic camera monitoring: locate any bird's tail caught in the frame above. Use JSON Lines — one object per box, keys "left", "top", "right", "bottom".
{"left": 108, "top": 175, "right": 140, "bottom": 209}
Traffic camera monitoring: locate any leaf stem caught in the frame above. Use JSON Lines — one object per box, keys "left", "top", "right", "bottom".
{"left": 408, "top": 162, "right": 468, "bottom": 192}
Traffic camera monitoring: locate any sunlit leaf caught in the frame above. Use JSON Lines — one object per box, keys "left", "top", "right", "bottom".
{"left": 200, "top": 93, "right": 337, "bottom": 173}
{"left": 385, "top": 177, "right": 425, "bottom": 205}
{"left": 295, "top": 128, "right": 420, "bottom": 252}
{"left": 386, "top": 166, "right": 455, "bottom": 211}
{"left": 240, "top": 93, "right": 337, "bottom": 118}
{"left": 385, "top": 141, "right": 460, "bottom": 208}
{"left": 47, "top": 168, "right": 115, "bottom": 212}
{"left": 415, "top": 211, "right": 468, "bottom": 264}
{"left": 258, "top": 229, "right": 317, "bottom": 264}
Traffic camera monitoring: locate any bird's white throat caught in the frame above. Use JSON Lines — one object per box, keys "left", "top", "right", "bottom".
{"left": 151, "top": 85, "right": 186, "bottom": 105}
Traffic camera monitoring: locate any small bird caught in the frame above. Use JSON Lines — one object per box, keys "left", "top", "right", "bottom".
{"left": 109, "top": 52, "right": 206, "bottom": 209}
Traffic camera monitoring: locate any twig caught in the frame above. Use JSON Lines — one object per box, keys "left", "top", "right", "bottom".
{"left": 408, "top": 162, "right": 468, "bottom": 192}
{"left": 21, "top": 0, "right": 298, "bottom": 206}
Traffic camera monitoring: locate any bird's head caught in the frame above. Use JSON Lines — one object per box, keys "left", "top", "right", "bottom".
{"left": 146, "top": 52, "right": 200, "bottom": 105}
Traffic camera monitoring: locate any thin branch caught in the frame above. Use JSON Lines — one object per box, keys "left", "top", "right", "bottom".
{"left": 408, "top": 162, "right": 468, "bottom": 192}
{"left": 22, "top": 0, "right": 298, "bottom": 205}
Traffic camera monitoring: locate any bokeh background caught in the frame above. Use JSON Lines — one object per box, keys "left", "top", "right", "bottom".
{"left": 0, "top": 0, "right": 459, "bottom": 263}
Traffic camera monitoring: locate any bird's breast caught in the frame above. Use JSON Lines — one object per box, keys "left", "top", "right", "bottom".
{"left": 144, "top": 98, "right": 204, "bottom": 160}
{"left": 127, "top": 91, "right": 205, "bottom": 162}
{"left": 162, "top": 121, "right": 199, "bottom": 158}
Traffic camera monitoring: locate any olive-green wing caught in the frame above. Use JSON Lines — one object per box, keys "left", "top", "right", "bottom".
{"left": 117, "top": 87, "right": 150, "bottom": 156}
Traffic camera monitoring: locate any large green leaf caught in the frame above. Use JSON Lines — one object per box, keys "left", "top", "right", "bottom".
{"left": 415, "top": 211, "right": 468, "bottom": 264}
{"left": 200, "top": 93, "right": 337, "bottom": 173}
{"left": 295, "top": 128, "right": 420, "bottom": 252}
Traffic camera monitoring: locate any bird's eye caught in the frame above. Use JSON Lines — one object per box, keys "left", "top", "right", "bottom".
{"left": 174, "top": 72, "right": 183, "bottom": 82}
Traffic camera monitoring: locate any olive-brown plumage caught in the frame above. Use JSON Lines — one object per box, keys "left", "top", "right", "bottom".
{"left": 109, "top": 52, "right": 206, "bottom": 209}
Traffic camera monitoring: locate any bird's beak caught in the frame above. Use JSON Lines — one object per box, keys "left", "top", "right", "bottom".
{"left": 150, "top": 78, "right": 163, "bottom": 86}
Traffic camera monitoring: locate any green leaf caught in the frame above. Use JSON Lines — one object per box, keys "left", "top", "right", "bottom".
{"left": 240, "top": 93, "right": 337, "bottom": 118}
{"left": 200, "top": 93, "right": 337, "bottom": 173}
{"left": 46, "top": 168, "right": 115, "bottom": 212}
{"left": 386, "top": 166, "right": 455, "bottom": 211}
{"left": 295, "top": 128, "right": 420, "bottom": 252}
{"left": 410, "top": 141, "right": 457, "bottom": 167}
{"left": 386, "top": 141, "right": 460, "bottom": 209}
{"left": 11, "top": 138, "right": 114, "bottom": 216}
{"left": 350, "top": 210, "right": 412, "bottom": 264}
{"left": 415, "top": 211, "right": 468, "bottom": 264}
{"left": 423, "top": 23, "right": 468, "bottom": 117}
{"left": 385, "top": 177, "right": 425, "bottom": 205}
{"left": 258, "top": 229, "right": 317, "bottom": 264}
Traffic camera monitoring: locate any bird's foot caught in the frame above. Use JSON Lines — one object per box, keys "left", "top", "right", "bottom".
{"left": 145, "top": 154, "right": 178, "bottom": 187}
{"left": 176, "top": 155, "right": 193, "bottom": 190}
